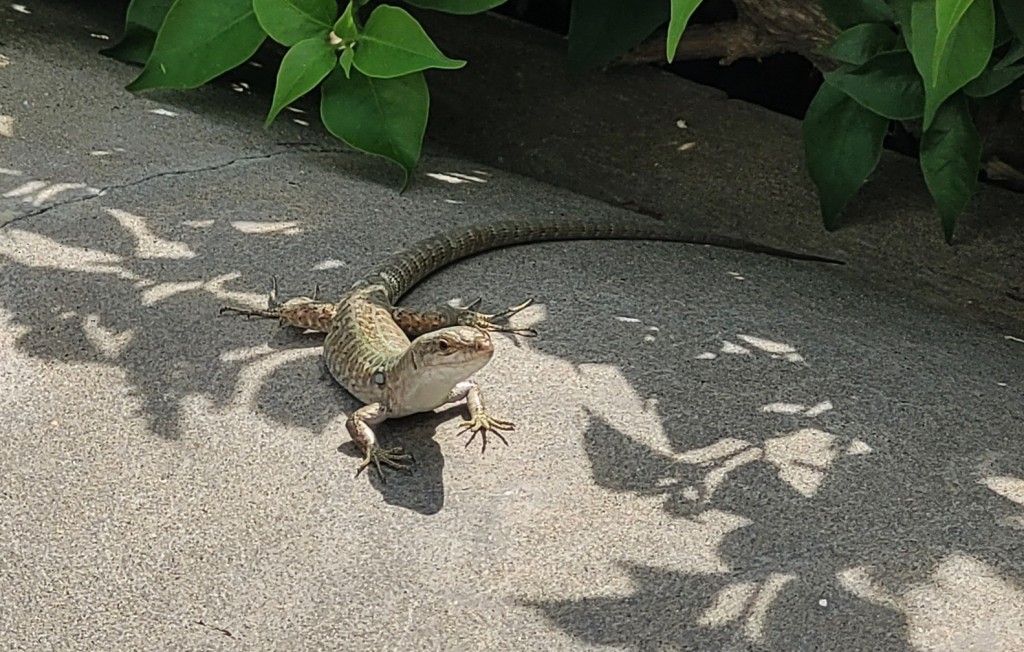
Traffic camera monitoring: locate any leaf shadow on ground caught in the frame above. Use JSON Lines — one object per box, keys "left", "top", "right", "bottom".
{"left": 2, "top": 164, "right": 1023, "bottom": 644}
{"left": 0, "top": 155, "right": 492, "bottom": 514}
{"left": 502, "top": 248, "right": 1024, "bottom": 650}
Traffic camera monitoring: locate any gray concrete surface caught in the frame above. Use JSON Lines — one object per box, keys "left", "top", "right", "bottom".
{"left": 2, "top": 2, "right": 1024, "bottom": 651}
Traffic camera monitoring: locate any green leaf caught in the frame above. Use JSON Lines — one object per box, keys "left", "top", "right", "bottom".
{"left": 666, "top": 0, "right": 702, "bottom": 63}
{"left": 994, "top": 38, "right": 1024, "bottom": 68}
{"left": 963, "top": 39, "right": 1024, "bottom": 95}
{"left": 339, "top": 47, "right": 355, "bottom": 76}
{"left": 320, "top": 67, "right": 428, "bottom": 187}
{"left": 891, "top": 0, "right": 915, "bottom": 49}
{"left": 102, "top": 0, "right": 176, "bottom": 64}
{"left": 333, "top": 1, "right": 358, "bottom": 41}
{"left": 909, "top": 0, "right": 994, "bottom": 129}
{"left": 919, "top": 93, "right": 980, "bottom": 243}
{"left": 827, "top": 23, "right": 899, "bottom": 65}
{"left": 819, "top": 0, "right": 894, "bottom": 29}
{"left": 567, "top": 0, "right": 669, "bottom": 72}
{"left": 802, "top": 83, "right": 889, "bottom": 230}
{"left": 266, "top": 37, "right": 337, "bottom": 127}
{"left": 253, "top": 0, "right": 336, "bottom": 47}
{"left": 999, "top": 0, "right": 1024, "bottom": 40}
{"left": 823, "top": 51, "right": 924, "bottom": 119}
{"left": 993, "top": 9, "right": 1014, "bottom": 48}
{"left": 126, "top": 0, "right": 267, "bottom": 90}
{"left": 963, "top": 61, "right": 1024, "bottom": 96}
{"left": 933, "top": 0, "right": 976, "bottom": 75}
{"left": 352, "top": 5, "right": 466, "bottom": 78}
{"left": 403, "top": 0, "right": 508, "bottom": 15}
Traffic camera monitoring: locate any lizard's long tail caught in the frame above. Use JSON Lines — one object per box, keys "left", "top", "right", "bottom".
{"left": 365, "top": 216, "right": 844, "bottom": 302}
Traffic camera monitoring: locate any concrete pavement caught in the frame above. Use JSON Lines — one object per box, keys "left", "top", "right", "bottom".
{"left": 2, "top": 2, "right": 1024, "bottom": 650}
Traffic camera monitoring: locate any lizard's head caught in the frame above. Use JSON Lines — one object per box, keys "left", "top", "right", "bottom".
{"left": 390, "top": 326, "right": 496, "bottom": 417}
{"left": 410, "top": 326, "right": 495, "bottom": 377}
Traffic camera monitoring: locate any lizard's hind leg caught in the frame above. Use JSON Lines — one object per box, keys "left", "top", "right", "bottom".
{"left": 220, "top": 277, "right": 337, "bottom": 333}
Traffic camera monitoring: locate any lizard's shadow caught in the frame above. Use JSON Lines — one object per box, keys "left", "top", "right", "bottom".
{"left": 335, "top": 406, "right": 474, "bottom": 515}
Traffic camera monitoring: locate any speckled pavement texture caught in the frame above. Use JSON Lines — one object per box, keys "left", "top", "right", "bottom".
{"left": 2, "top": 2, "right": 1023, "bottom": 651}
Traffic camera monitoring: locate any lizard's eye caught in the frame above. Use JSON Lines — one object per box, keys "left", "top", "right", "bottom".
{"left": 438, "top": 339, "right": 449, "bottom": 351}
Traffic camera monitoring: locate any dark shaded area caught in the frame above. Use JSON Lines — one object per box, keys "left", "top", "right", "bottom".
{"left": 494, "top": 0, "right": 821, "bottom": 120}
{"left": 493, "top": 0, "right": 932, "bottom": 160}
{"left": 522, "top": 562, "right": 912, "bottom": 651}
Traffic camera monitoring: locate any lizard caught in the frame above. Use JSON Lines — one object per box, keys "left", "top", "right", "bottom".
{"left": 220, "top": 215, "right": 843, "bottom": 481}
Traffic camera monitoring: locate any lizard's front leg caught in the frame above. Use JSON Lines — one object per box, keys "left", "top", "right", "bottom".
{"left": 391, "top": 298, "right": 537, "bottom": 339}
{"left": 445, "top": 380, "right": 516, "bottom": 453}
{"left": 348, "top": 402, "right": 414, "bottom": 481}
{"left": 220, "top": 277, "right": 337, "bottom": 332}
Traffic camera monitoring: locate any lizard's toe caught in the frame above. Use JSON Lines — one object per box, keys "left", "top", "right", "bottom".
{"left": 355, "top": 444, "right": 415, "bottom": 483}
{"left": 459, "top": 414, "right": 515, "bottom": 453}
{"left": 471, "top": 298, "right": 538, "bottom": 338}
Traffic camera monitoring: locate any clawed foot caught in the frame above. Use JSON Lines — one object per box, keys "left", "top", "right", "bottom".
{"left": 219, "top": 276, "right": 291, "bottom": 320}
{"left": 465, "top": 297, "right": 538, "bottom": 338}
{"left": 355, "top": 443, "right": 415, "bottom": 483}
{"left": 458, "top": 413, "right": 515, "bottom": 454}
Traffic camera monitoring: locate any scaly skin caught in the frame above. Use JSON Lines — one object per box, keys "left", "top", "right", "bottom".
{"left": 222, "top": 216, "right": 842, "bottom": 480}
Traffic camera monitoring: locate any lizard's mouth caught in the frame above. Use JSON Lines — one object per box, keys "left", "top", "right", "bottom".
{"left": 446, "top": 330, "right": 494, "bottom": 375}
{"left": 471, "top": 331, "right": 494, "bottom": 353}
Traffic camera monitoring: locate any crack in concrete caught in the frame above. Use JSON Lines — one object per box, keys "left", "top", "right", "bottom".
{"left": 0, "top": 145, "right": 348, "bottom": 229}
